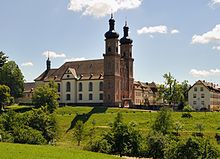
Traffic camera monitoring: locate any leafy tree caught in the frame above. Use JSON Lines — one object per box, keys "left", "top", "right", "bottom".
{"left": 105, "top": 113, "right": 141, "bottom": 157}
{"left": 0, "top": 51, "right": 8, "bottom": 68}
{"left": 147, "top": 132, "right": 169, "bottom": 159}
{"left": 169, "top": 137, "right": 220, "bottom": 159}
{"left": 152, "top": 108, "right": 173, "bottom": 135}
{"left": 0, "top": 61, "right": 24, "bottom": 98}
{"left": 73, "top": 120, "right": 84, "bottom": 146}
{"left": 158, "top": 73, "right": 190, "bottom": 107}
{"left": 26, "top": 107, "right": 57, "bottom": 142}
{"left": 32, "top": 81, "right": 59, "bottom": 113}
{"left": 0, "top": 85, "right": 11, "bottom": 111}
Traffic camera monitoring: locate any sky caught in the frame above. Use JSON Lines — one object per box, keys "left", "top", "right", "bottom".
{"left": 1, "top": 0, "right": 220, "bottom": 85}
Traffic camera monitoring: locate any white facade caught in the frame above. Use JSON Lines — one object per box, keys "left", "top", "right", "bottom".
{"left": 188, "top": 80, "right": 220, "bottom": 111}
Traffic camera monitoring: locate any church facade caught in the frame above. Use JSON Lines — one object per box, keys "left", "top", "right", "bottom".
{"left": 28, "top": 15, "right": 159, "bottom": 107}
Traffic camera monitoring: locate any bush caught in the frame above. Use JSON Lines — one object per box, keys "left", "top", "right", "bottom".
{"left": 147, "top": 132, "right": 169, "bottom": 159}
{"left": 181, "top": 112, "right": 192, "bottom": 118}
{"left": 13, "top": 125, "right": 46, "bottom": 144}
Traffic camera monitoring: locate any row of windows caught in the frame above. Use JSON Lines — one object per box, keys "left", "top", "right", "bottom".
{"left": 194, "top": 87, "right": 204, "bottom": 92}
{"left": 57, "top": 82, "right": 104, "bottom": 92}
{"left": 193, "top": 94, "right": 205, "bottom": 98}
{"left": 193, "top": 101, "right": 205, "bottom": 105}
{"left": 65, "top": 93, "right": 103, "bottom": 101}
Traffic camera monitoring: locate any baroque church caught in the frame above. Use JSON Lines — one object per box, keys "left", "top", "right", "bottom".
{"left": 21, "top": 15, "right": 160, "bottom": 107}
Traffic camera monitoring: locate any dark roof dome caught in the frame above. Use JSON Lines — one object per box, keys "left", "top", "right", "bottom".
{"left": 104, "top": 14, "right": 119, "bottom": 39}
{"left": 120, "top": 22, "right": 133, "bottom": 44}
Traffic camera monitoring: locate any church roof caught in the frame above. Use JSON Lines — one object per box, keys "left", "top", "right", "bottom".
{"left": 35, "top": 59, "right": 104, "bottom": 82}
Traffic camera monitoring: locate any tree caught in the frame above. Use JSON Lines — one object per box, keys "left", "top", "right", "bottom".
{"left": 152, "top": 108, "right": 173, "bottom": 135}
{"left": 0, "top": 61, "right": 24, "bottom": 98}
{"left": 73, "top": 120, "right": 84, "bottom": 146}
{"left": 105, "top": 113, "right": 141, "bottom": 157}
{"left": 0, "top": 85, "right": 11, "bottom": 111}
{"left": 158, "top": 73, "right": 190, "bottom": 107}
{"left": 0, "top": 51, "right": 8, "bottom": 68}
{"left": 147, "top": 132, "right": 169, "bottom": 159}
{"left": 32, "top": 81, "right": 59, "bottom": 113}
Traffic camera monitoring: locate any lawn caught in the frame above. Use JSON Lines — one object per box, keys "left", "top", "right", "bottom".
{"left": 0, "top": 142, "right": 121, "bottom": 159}
{"left": 54, "top": 106, "right": 220, "bottom": 147}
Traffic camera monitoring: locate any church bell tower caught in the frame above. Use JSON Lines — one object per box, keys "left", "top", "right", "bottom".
{"left": 120, "top": 21, "right": 134, "bottom": 106}
{"left": 103, "top": 14, "right": 121, "bottom": 107}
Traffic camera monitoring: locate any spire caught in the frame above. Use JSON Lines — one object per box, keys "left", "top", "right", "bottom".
{"left": 46, "top": 52, "right": 51, "bottom": 71}
{"left": 120, "top": 20, "right": 133, "bottom": 44}
{"left": 104, "top": 14, "right": 119, "bottom": 39}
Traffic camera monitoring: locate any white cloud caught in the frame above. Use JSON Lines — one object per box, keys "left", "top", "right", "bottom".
{"left": 191, "top": 24, "right": 220, "bottom": 44}
{"left": 190, "top": 68, "right": 220, "bottom": 77}
{"left": 42, "top": 51, "right": 66, "bottom": 58}
{"left": 171, "top": 29, "right": 180, "bottom": 34}
{"left": 137, "top": 25, "right": 168, "bottom": 35}
{"left": 213, "top": 46, "right": 220, "bottom": 51}
{"left": 21, "top": 62, "right": 33, "bottom": 67}
{"left": 68, "top": 0, "right": 142, "bottom": 17}
{"left": 64, "top": 57, "right": 87, "bottom": 62}
{"left": 209, "top": 0, "right": 220, "bottom": 6}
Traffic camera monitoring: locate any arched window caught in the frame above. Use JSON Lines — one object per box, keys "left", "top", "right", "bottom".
{"left": 66, "top": 82, "right": 71, "bottom": 92}
{"left": 57, "top": 83, "right": 61, "bottom": 92}
{"left": 66, "top": 94, "right": 71, "bottom": 101}
{"left": 108, "top": 47, "right": 111, "bottom": 53}
{"left": 79, "top": 82, "right": 82, "bottom": 92}
{"left": 99, "top": 82, "right": 103, "bottom": 91}
{"left": 89, "top": 93, "right": 93, "bottom": 100}
{"left": 89, "top": 82, "right": 93, "bottom": 91}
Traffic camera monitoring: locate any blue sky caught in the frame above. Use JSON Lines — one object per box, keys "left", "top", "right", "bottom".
{"left": 1, "top": 0, "right": 220, "bottom": 85}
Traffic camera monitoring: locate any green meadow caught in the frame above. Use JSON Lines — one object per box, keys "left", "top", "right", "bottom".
{"left": 2, "top": 105, "right": 220, "bottom": 158}
{"left": 0, "top": 142, "right": 120, "bottom": 159}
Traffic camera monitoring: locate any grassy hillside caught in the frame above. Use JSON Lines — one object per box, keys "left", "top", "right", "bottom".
{"left": 0, "top": 142, "right": 121, "bottom": 159}
{"left": 54, "top": 106, "right": 220, "bottom": 147}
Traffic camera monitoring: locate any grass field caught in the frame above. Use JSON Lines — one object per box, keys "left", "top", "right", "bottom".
{"left": 3, "top": 105, "right": 220, "bottom": 157}
{"left": 0, "top": 142, "right": 121, "bottom": 159}
{"left": 54, "top": 106, "right": 220, "bottom": 147}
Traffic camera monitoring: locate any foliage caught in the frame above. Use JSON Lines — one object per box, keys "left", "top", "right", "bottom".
{"left": 0, "top": 51, "right": 8, "bottom": 68}
{"left": 152, "top": 108, "right": 173, "bottom": 135}
{"left": 165, "top": 137, "right": 220, "bottom": 159}
{"left": 0, "top": 61, "right": 24, "bottom": 98}
{"left": 0, "top": 108, "right": 57, "bottom": 144}
{"left": 26, "top": 107, "right": 57, "bottom": 142}
{"left": 173, "top": 121, "right": 183, "bottom": 135}
{"left": 183, "top": 104, "right": 194, "bottom": 112}
{"left": 32, "top": 81, "right": 59, "bottom": 113}
{"left": 90, "top": 113, "right": 142, "bottom": 157}
{"left": 0, "top": 85, "right": 11, "bottom": 111}
{"left": 147, "top": 132, "right": 169, "bottom": 159}
{"left": 73, "top": 120, "right": 85, "bottom": 146}
{"left": 158, "top": 73, "right": 190, "bottom": 107}
{"left": 13, "top": 125, "right": 46, "bottom": 144}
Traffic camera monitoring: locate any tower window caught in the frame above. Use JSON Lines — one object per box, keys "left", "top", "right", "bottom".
{"left": 108, "top": 47, "right": 111, "bottom": 53}
{"left": 116, "top": 47, "right": 118, "bottom": 53}
{"left": 66, "top": 82, "right": 71, "bottom": 92}
{"left": 89, "top": 82, "right": 93, "bottom": 91}
{"left": 79, "top": 82, "right": 82, "bottom": 92}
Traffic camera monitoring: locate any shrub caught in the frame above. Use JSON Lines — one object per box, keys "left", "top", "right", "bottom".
{"left": 13, "top": 125, "right": 46, "bottom": 144}
{"left": 181, "top": 112, "right": 192, "bottom": 118}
